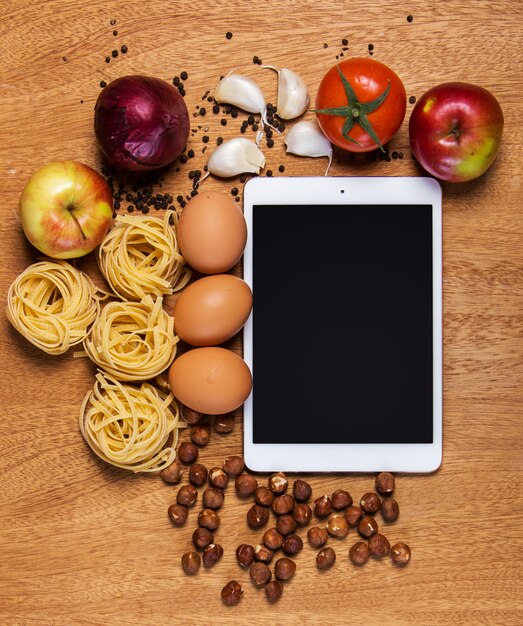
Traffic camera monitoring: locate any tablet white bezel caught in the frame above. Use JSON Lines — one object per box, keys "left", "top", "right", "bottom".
{"left": 242, "top": 176, "right": 442, "bottom": 473}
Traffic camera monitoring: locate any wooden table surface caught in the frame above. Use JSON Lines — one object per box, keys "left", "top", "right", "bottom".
{"left": 1, "top": 1, "right": 522, "bottom": 624}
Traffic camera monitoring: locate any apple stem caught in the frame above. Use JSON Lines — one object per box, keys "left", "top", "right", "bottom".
{"left": 451, "top": 128, "right": 461, "bottom": 140}
{"left": 69, "top": 210, "right": 87, "bottom": 241}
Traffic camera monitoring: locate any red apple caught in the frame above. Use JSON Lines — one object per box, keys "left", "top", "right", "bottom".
{"left": 19, "top": 161, "right": 113, "bottom": 259}
{"left": 409, "top": 82, "right": 504, "bottom": 182}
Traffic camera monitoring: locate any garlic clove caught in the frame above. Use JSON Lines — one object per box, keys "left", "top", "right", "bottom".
{"left": 284, "top": 120, "right": 333, "bottom": 176}
{"left": 206, "top": 138, "right": 266, "bottom": 178}
{"left": 262, "top": 66, "right": 310, "bottom": 120}
{"left": 214, "top": 72, "right": 272, "bottom": 128}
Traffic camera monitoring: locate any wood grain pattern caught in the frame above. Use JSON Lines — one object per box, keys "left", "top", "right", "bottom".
{"left": 1, "top": 1, "right": 522, "bottom": 624}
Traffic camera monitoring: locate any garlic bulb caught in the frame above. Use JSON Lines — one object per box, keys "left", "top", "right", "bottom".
{"left": 206, "top": 138, "right": 266, "bottom": 178}
{"left": 214, "top": 72, "right": 271, "bottom": 127}
{"left": 284, "top": 120, "right": 333, "bottom": 176}
{"left": 262, "top": 65, "right": 310, "bottom": 120}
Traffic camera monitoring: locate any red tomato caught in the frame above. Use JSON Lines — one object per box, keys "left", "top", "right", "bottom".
{"left": 315, "top": 58, "right": 407, "bottom": 152}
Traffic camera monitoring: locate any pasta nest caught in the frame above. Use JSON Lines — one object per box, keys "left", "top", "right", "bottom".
{"left": 6, "top": 259, "right": 104, "bottom": 355}
{"left": 82, "top": 295, "right": 178, "bottom": 381}
{"left": 97, "top": 210, "right": 191, "bottom": 301}
{"left": 79, "top": 371, "right": 182, "bottom": 472}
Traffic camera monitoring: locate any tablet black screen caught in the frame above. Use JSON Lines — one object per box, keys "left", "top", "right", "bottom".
{"left": 252, "top": 204, "right": 433, "bottom": 444}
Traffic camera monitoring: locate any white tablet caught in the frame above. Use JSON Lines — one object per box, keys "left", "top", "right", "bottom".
{"left": 242, "top": 176, "right": 442, "bottom": 473}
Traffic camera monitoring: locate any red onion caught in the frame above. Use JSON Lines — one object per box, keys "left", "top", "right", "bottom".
{"left": 94, "top": 75, "right": 190, "bottom": 172}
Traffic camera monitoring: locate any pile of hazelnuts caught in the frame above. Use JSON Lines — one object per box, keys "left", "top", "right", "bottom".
{"left": 161, "top": 408, "right": 411, "bottom": 606}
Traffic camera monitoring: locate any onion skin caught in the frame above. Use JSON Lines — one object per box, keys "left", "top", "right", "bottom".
{"left": 94, "top": 75, "right": 190, "bottom": 172}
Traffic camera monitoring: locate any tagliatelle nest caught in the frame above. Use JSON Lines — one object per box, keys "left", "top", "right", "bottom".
{"left": 6, "top": 259, "right": 106, "bottom": 355}
{"left": 79, "top": 371, "right": 183, "bottom": 473}
{"left": 97, "top": 210, "right": 191, "bottom": 301}
{"left": 81, "top": 295, "right": 179, "bottom": 381}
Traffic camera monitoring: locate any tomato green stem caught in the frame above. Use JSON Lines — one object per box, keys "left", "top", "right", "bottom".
{"left": 313, "top": 66, "right": 391, "bottom": 152}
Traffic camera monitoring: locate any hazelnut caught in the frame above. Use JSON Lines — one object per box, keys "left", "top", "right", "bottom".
{"left": 167, "top": 503, "right": 188, "bottom": 526}
{"left": 381, "top": 497, "right": 400, "bottom": 522}
{"left": 331, "top": 489, "right": 353, "bottom": 510}
{"left": 272, "top": 494, "right": 295, "bottom": 515}
{"left": 181, "top": 551, "right": 201, "bottom": 575}
{"left": 235, "top": 473, "right": 258, "bottom": 497}
{"left": 276, "top": 514, "right": 297, "bottom": 536}
{"left": 293, "top": 479, "right": 312, "bottom": 502}
{"left": 221, "top": 580, "right": 243, "bottom": 606}
{"left": 202, "top": 487, "right": 224, "bottom": 509}
{"left": 236, "top": 543, "right": 255, "bottom": 567}
{"left": 345, "top": 505, "right": 364, "bottom": 527}
{"left": 198, "top": 509, "right": 220, "bottom": 531}
{"left": 215, "top": 413, "right": 234, "bottom": 433}
{"left": 316, "top": 547, "right": 336, "bottom": 570}
{"left": 282, "top": 533, "right": 303, "bottom": 556}
{"left": 349, "top": 541, "right": 369, "bottom": 565}
{"left": 265, "top": 580, "right": 284, "bottom": 604}
{"left": 223, "top": 455, "right": 245, "bottom": 476}
{"left": 314, "top": 495, "right": 333, "bottom": 518}
{"left": 360, "top": 492, "right": 381, "bottom": 514}
{"left": 254, "top": 544, "right": 274, "bottom": 563}
{"left": 178, "top": 441, "right": 199, "bottom": 464}
{"left": 263, "top": 528, "right": 284, "bottom": 551}
{"left": 190, "top": 424, "right": 211, "bottom": 447}
{"left": 208, "top": 467, "right": 229, "bottom": 489}
{"left": 160, "top": 460, "right": 182, "bottom": 484}
{"left": 181, "top": 405, "right": 204, "bottom": 425}
{"left": 391, "top": 542, "right": 411, "bottom": 565}
{"left": 188, "top": 463, "right": 208, "bottom": 487}
{"left": 202, "top": 543, "right": 223, "bottom": 567}
{"left": 368, "top": 533, "right": 390, "bottom": 557}
{"left": 274, "top": 557, "right": 296, "bottom": 581}
{"left": 192, "top": 527, "right": 214, "bottom": 550}
{"left": 247, "top": 504, "right": 270, "bottom": 529}
{"left": 255, "top": 486, "right": 274, "bottom": 507}
{"left": 307, "top": 526, "right": 328, "bottom": 548}
{"left": 293, "top": 503, "right": 312, "bottom": 526}
{"left": 375, "top": 472, "right": 395, "bottom": 496}
{"left": 250, "top": 561, "right": 272, "bottom": 586}
{"left": 176, "top": 484, "right": 197, "bottom": 506}
{"left": 357, "top": 515, "right": 378, "bottom": 538}
{"left": 268, "top": 471, "right": 288, "bottom": 494}
{"left": 327, "top": 514, "right": 350, "bottom": 538}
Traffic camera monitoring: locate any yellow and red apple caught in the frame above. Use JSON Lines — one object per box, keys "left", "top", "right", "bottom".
{"left": 409, "top": 82, "right": 504, "bottom": 183}
{"left": 19, "top": 161, "right": 113, "bottom": 259}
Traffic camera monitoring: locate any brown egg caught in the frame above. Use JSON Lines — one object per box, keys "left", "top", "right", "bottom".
{"left": 169, "top": 347, "right": 252, "bottom": 414}
{"left": 177, "top": 191, "right": 247, "bottom": 274}
{"left": 174, "top": 275, "right": 252, "bottom": 346}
